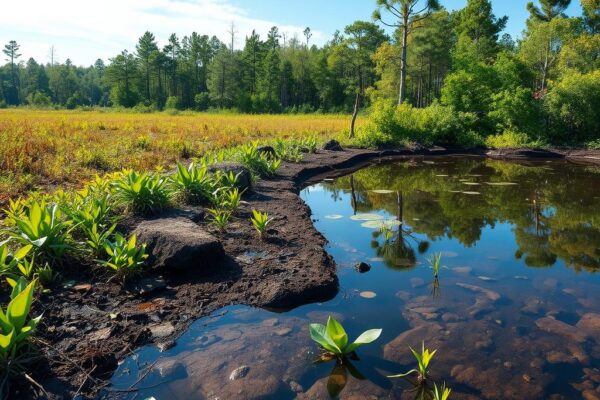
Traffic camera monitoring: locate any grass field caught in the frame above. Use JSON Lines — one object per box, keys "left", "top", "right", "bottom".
{"left": 0, "top": 109, "right": 358, "bottom": 205}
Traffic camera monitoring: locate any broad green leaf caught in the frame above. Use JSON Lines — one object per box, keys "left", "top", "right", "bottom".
{"left": 309, "top": 323, "right": 341, "bottom": 354}
{"left": 326, "top": 317, "right": 348, "bottom": 351}
{"left": 345, "top": 328, "right": 382, "bottom": 353}
{"left": 13, "top": 245, "right": 33, "bottom": 260}
{"left": 0, "top": 328, "right": 14, "bottom": 350}
{"left": 7, "top": 279, "right": 36, "bottom": 332}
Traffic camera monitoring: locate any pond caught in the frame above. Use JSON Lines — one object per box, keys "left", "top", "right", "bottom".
{"left": 105, "top": 156, "right": 600, "bottom": 399}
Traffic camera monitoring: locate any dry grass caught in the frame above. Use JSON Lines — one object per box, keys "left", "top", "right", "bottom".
{"left": 0, "top": 109, "right": 358, "bottom": 205}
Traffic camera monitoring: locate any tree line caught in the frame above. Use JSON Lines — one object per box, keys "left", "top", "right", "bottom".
{"left": 1, "top": 0, "right": 599, "bottom": 122}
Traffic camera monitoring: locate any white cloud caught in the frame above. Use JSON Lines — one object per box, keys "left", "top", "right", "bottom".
{"left": 0, "top": 0, "right": 323, "bottom": 66}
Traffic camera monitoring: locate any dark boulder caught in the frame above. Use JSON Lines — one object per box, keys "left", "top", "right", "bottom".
{"left": 256, "top": 145, "right": 276, "bottom": 157}
{"left": 134, "top": 217, "right": 224, "bottom": 274}
{"left": 322, "top": 140, "right": 343, "bottom": 151}
{"left": 355, "top": 262, "right": 371, "bottom": 273}
{"left": 207, "top": 162, "right": 252, "bottom": 192}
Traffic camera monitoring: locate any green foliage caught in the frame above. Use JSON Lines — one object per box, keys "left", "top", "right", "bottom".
{"left": 99, "top": 233, "right": 147, "bottom": 282}
{"left": 0, "top": 244, "right": 33, "bottom": 280}
{"left": 356, "top": 100, "right": 481, "bottom": 148}
{"left": 216, "top": 188, "right": 242, "bottom": 212}
{"left": 238, "top": 143, "right": 281, "bottom": 177}
{"left": 428, "top": 252, "right": 442, "bottom": 278}
{"left": 545, "top": 70, "right": 600, "bottom": 143}
{"left": 170, "top": 162, "right": 216, "bottom": 205}
{"left": 4, "top": 200, "right": 72, "bottom": 261}
{"left": 111, "top": 170, "right": 170, "bottom": 215}
{"left": 207, "top": 208, "right": 232, "bottom": 232}
{"left": 0, "top": 278, "right": 41, "bottom": 378}
{"left": 433, "top": 383, "right": 452, "bottom": 400}
{"left": 165, "top": 96, "right": 179, "bottom": 110}
{"left": 485, "top": 130, "right": 545, "bottom": 148}
{"left": 489, "top": 88, "right": 543, "bottom": 137}
{"left": 250, "top": 209, "right": 272, "bottom": 238}
{"left": 388, "top": 341, "right": 437, "bottom": 382}
{"left": 309, "top": 316, "right": 382, "bottom": 356}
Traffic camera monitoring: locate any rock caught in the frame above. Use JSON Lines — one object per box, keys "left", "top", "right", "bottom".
{"left": 456, "top": 283, "right": 501, "bottom": 301}
{"left": 543, "top": 278, "right": 558, "bottom": 290}
{"left": 157, "top": 359, "right": 187, "bottom": 378}
{"left": 442, "top": 313, "right": 460, "bottom": 322}
{"left": 478, "top": 276, "right": 496, "bottom": 282}
{"left": 322, "top": 140, "right": 343, "bottom": 151}
{"left": 150, "top": 322, "right": 175, "bottom": 339}
{"left": 504, "top": 361, "right": 514, "bottom": 369}
{"left": 229, "top": 365, "right": 250, "bottom": 380}
{"left": 355, "top": 262, "right": 371, "bottom": 273}
{"left": 395, "top": 290, "right": 411, "bottom": 301}
{"left": 132, "top": 277, "right": 167, "bottom": 295}
{"left": 535, "top": 317, "right": 587, "bottom": 343}
{"left": 158, "top": 340, "right": 176, "bottom": 352}
{"left": 577, "top": 313, "right": 600, "bottom": 341}
{"left": 582, "top": 390, "right": 600, "bottom": 400}
{"left": 88, "top": 327, "right": 112, "bottom": 341}
{"left": 134, "top": 217, "right": 224, "bottom": 273}
{"left": 289, "top": 380, "right": 303, "bottom": 393}
{"left": 256, "top": 145, "right": 276, "bottom": 156}
{"left": 73, "top": 283, "right": 92, "bottom": 292}
{"left": 261, "top": 318, "right": 279, "bottom": 327}
{"left": 274, "top": 328, "right": 292, "bottom": 337}
{"left": 384, "top": 323, "right": 443, "bottom": 363}
{"left": 523, "top": 374, "right": 533, "bottom": 383}
{"left": 207, "top": 162, "right": 252, "bottom": 191}
{"left": 522, "top": 298, "right": 544, "bottom": 315}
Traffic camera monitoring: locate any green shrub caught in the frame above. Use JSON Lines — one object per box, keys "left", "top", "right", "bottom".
{"left": 99, "top": 234, "right": 147, "bottom": 282}
{"left": 0, "top": 278, "right": 42, "bottom": 382}
{"left": 111, "top": 170, "right": 170, "bottom": 215}
{"left": 489, "top": 88, "right": 543, "bottom": 137}
{"left": 546, "top": 70, "right": 600, "bottom": 144}
{"left": 169, "top": 162, "right": 216, "bottom": 205}
{"left": 194, "top": 92, "right": 211, "bottom": 111}
{"left": 165, "top": 96, "right": 180, "bottom": 110}
{"left": 238, "top": 143, "right": 281, "bottom": 177}
{"left": 4, "top": 200, "right": 72, "bottom": 262}
{"left": 485, "top": 130, "right": 544, "bottom": 149}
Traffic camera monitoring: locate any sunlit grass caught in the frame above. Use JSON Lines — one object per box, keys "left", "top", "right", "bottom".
{"left": 0, "top": 109, "right": 358, "bottom": 205}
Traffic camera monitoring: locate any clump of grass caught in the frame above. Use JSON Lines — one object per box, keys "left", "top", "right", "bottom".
{"left": 98, "top": 233, "right": 148, "bottom": 283}
{"left": 238, "top": 142, "right": 281, "bottom": 177}
{"left": 428, "top": 252, "right": 442, "bottom": 278}
{"left": 207, "top": 208, "right": 232, "bottom": 233}
{"left": 111, "top": 170, "right": 170, "bottom": 215}
{"left": 433, "top": 382, "right": 452, "bottom": 400}
{"left": 388, "top": 341, "right": 437, "bottom": 383}
{"left": 169, "top": 162, "right": 216, "bottom": 205}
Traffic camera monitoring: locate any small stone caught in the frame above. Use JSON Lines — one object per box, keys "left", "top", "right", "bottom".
{"left": 157, "top": 359, "right": 186, "bottom": 378}
{"left": 157, "top": 340, "right": 176, "bottom": 352}
{"left": 88, "top": 327, "right": 112, "bottom": 341}
{"left": 229, "top": 365, "right": 250, "bottom": 380}
{"left": 478, "top": 276, "right": 496, "bottom": 281}
{"left": 452, "top": 266, "right": 472, "bottom": 274}
{"left": 73, "top": 283, "right": 92, "bottom": 292}
{"left": 395, "top": 291, "right": 411, "bottom": 301}
{"left": 523, "top": 374, "right": 533, "bottom": 383}
{"left": 360, "top": 291, "right": 377, "bottom": 299}
{"left": 274, "top": 328, "right": 292, "bottom": 337}
{"left": 261, "top": 318, "right": 279, "bottom": 327}
{"left": 504, "top": 361, "right": 513, "bottom": 369}
{"left": 289, "top": 381, "right": 303, "bottom": 393}
{"left": 322, "top": 140, "right": 343, "bottom": 151}
{"left": 355, "top": 262, "right": 371, "bottom": 273}
{"left": 149, "top": 322, "right": 175, "bottom": 339}
{"left": 442, "top": 313, "right": 460, "bottom": 322}
{"left": 456, "top": 282, "right": 501, "bottom": 301}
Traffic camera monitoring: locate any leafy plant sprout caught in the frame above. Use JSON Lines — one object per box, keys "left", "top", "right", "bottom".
{"left": 428, "top": 252, "right": 443, "bottom": 278}
{"left": 207, "top": 208, "right": 232, "bottom": 233}
{"left": 388, "top": 341, "right": 437, "bottom": 383}
{"left": 433, "top": 382, "right": 452, "bottom": 400}
{"left": 309, "top": 316, "right": 382, "bottom": 359}
{"left": 251, "top": 209, "right": 272, "bottom": 239}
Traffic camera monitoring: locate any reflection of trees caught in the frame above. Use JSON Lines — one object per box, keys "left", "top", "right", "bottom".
{"left": 322, "top": 158, "right": 600, "bottom": 273}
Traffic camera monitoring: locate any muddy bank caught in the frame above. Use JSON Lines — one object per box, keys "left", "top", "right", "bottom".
{"left": 22, "top": 145, "right": 600, "bottom": 399}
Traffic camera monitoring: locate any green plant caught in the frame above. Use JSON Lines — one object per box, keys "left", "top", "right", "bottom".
{"left": 37, "top": 264, "right": 59, "bottom": 287}
{"left": 111, "top": 170, "right": 170, "bottom": 215}
{"left": 238, "top": 142, "right": 281, "bottom": 177}
{"left": 4, "top": 200, "right": 72, "bottom": 261}
{"left": 214, "top": 170, "right": 242, "bottom": 190}
{"left": 83, "top": 223, "right": 116, "bottom": 257}
{"left": 0, "top": 278, "right": 42, "bottom": 385}
{"left": 251, "top": 209, "right": 272, "bottom": 239}
{"left": 170, "top": 162, "right": 216, "bottom": 205}
{"left": 0, "top": 244, "right": 32, "bottom": 279}
{"left": 207, "top": 209, "right": 232, "bottom": 232}
{"left": 309, "top": 316, "right": 382, "bottom": 357}
{"left": 388, "top": 342, "right": 437, "bottom": 383}
{"left": 99, "top": 234, "right": 148, "bottom": 282}
{"left": 433, "top": 382, "right": 452, "bottom": 400}
{"left": 217, "top": 188, "right": 243, "bottom": 211}
{"left": 428, "top": 253, "right": 442, "bottom": 278}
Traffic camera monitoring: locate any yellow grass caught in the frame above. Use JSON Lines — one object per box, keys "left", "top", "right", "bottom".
{"left": 0, "top": 109, "right": 358, "bottom": 205}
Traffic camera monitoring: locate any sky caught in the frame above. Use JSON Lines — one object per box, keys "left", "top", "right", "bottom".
{"left": 0, "top": 0, "right": 584, "bottom": 67}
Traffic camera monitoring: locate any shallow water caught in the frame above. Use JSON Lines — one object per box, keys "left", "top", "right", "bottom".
{"left": 106, "top": 157, "right": 600, "bottom": 399}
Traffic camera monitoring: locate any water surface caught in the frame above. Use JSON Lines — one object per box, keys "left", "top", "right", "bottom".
{"left": 106, "top": 157, "right": 600, "bottom": 399}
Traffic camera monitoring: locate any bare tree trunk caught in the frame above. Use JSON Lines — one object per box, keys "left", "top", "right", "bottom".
{"left": 350, "top": 92, "right": 361, "bottom": 139}
{"left": 398, "top": 17, "right": 409, "bottom": 105}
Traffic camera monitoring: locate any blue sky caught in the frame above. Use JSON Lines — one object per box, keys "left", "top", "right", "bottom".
{"left": 0, "top": 0, "right": 583, "bottom": 66}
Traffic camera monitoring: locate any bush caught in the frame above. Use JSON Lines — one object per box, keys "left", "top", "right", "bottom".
{"left": 545, "top": 70, "right": 600, "bottom": 144}
{"left": 26, "top": 91, "right": 52, "bottom": 107}
{"left": 194, "top": 92, "right": 210, "bottom": 111}
{"left": 355, "top": 100, "right": 481, "bottom": 148}
{"left": 165, "top": 96, "right": 180, "bottom": 110}
{"left": 489, "top": 88, "right": 543, "bottom": 137}
{"left": 485, "top": 130, "right": 545, "bottom": 149}
{"left": 110, "top": 170, "right": 170, "bottom": 215}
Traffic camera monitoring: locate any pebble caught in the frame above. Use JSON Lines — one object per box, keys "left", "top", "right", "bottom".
{"left": 229, "top": 365, "right": 250, "bottom": 380}
{"left": 274, "top": 328, "right": 292, "bottom": 337}
{"left": 523, "top": 374, "right": 533, "bottom": 383}
{"left": 157, "top": 340, "right": 176, "bottom": 352}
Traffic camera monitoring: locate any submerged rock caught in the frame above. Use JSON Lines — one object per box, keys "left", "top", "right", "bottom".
{"left": 456, "top": 282, "right": 501, "bottom": 301}
{"left": 577, "top": 313, "right": 600, "bottom": 342}
{"left": 354, "top": 262, "right": 371, "bottom": 273}
{"left": 229, "top": 365, "right": 250, "bottom": 380}
{"left": 535, "top": 317, "right": 587, "bottom": 343}
{"left": 134, "top": 217, "right": 224, "bottom": 273}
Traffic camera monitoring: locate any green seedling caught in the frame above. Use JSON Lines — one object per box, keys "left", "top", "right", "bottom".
{"left": 99, "top": 234, "right": 148, "bottom": 282}
{"left": 428, "top": 252, "right": 442, "bottom": 278}
{"left": 251, "top": 209, "right": 272, "bottom": 239}
{"left": 208, "top": 209, "right": 232, "bottom": 232}
{"left": 309, "top": 316, "right": 382, "bottom": 357}
{"left": 433, "top": 382, "right": 452, "bottom": 400}
{"left": 388, "top": 342, "right": 437, "bottom": 383}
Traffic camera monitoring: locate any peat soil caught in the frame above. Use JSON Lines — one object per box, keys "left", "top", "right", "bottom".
{"left": 14, "top": 146, "right": 600, "bottom": 399}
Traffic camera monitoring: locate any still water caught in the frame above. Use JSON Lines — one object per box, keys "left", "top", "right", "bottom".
{"left": 106, "top": 157, "right": 600, "bottom": 399}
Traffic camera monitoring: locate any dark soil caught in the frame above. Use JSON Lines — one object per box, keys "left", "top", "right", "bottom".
{"left": 14, "top": 146, "right": 600, "bottom": 399}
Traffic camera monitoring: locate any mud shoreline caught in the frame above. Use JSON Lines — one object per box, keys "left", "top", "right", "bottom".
{"left": 20, "top": 146, "right": 600, "bottom": 399}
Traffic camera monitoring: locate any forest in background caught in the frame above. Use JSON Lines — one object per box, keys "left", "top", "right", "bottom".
{"left": 1, "top": 0, "right": 600, "bottom": 146}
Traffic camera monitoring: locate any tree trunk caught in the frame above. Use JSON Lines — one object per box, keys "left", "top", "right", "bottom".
{"left": 350, "top": 92, "right": 361, "bottom": 139}
{"left": 398, "top": 17, "right": 409, "bottom": 105}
